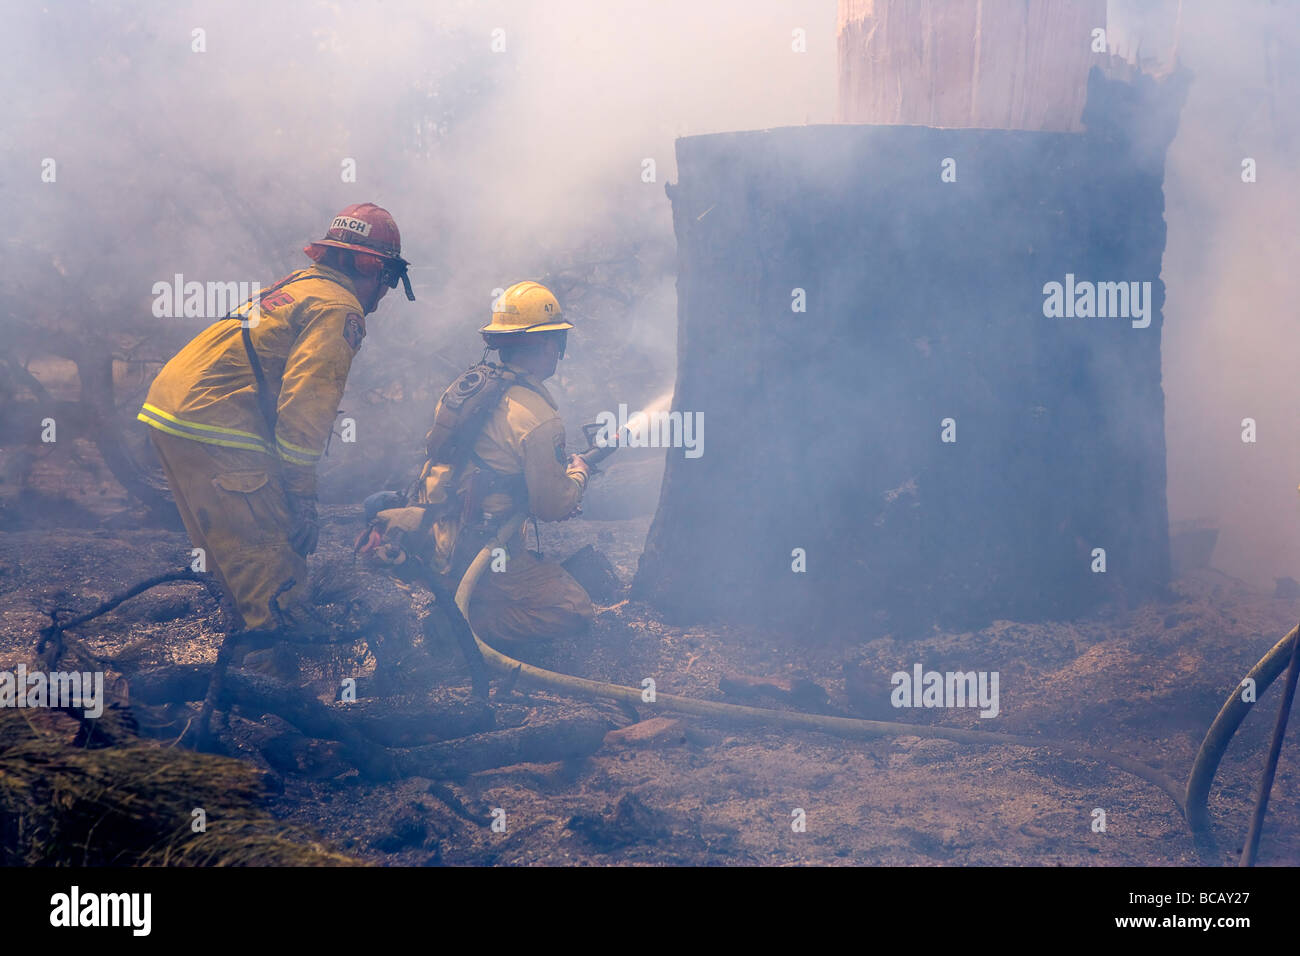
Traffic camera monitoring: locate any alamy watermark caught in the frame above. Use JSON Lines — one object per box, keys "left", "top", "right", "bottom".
{"left": 1042, "top": 273, "right": 1153, "bottom": 328}
{"left": 152, "top": 274, "right": 262, "bottom": 325}
{"left": 0, "top": 664, "right": 104, "bottom": 718}
{"left": 890, "top": 664, "right": 999, "bottom": 718}
{"left": 50, "top": 886, "right": 150, "bottom": 936}
{"left": 591, "top": 403, "right": 703, "bottom": 459}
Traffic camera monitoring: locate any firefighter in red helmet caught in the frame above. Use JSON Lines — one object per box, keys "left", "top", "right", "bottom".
{"left": 139, "top": 203, "right": 413, "bottom": 634}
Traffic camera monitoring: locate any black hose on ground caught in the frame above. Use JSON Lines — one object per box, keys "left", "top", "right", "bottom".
{"left": 1239, "top": 620, "right": 1300, "bottom": 866}
{"left": 413, "top": 565, "right": 491, "bottom": 699}
{"left": 1184, "top": 624, "right": 1298, "bottom": 835}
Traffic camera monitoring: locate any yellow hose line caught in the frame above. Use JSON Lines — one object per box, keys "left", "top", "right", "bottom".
{"left": 454, "top": 515, "right": 1187, "bottom": 817}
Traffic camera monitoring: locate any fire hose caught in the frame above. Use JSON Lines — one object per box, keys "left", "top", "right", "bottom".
{"left": 452, "top": 512, "right": 1297, "bottom": 848}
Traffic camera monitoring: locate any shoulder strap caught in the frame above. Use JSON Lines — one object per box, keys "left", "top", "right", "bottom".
{"left": 424, "top": 364, "right": 513, "bottom": 459}
{"left": 225, "top": 270, "right": 357, "bottom": 436}
{"left": 241, "top": 324, "right": 279, "bottom": 434}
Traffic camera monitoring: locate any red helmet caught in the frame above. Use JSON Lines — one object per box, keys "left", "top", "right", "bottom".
{"left": 305, "top": 202, "right": 414, "bottom": 300}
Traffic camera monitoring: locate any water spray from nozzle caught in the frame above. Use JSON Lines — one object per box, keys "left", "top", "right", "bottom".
{"left": 578, "top": 389, "right": 675, "bottom": 469}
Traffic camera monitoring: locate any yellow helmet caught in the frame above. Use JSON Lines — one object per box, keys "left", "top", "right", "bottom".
{"left": 480, "top": 281, "right": 574, "bottom": 337}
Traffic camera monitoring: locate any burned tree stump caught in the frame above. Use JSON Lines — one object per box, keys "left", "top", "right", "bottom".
{"left": 634, "top": 69, "right": 1186, "bottom": 635}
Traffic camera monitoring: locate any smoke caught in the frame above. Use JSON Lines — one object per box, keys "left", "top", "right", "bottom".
{"left": 0, "top": 0, "right": 835, "bottom": 502}
{"left": 1148, "top": 1, "right": 1300, "bottom": 587}
{"left": 3, "top": 1, "right": 1294, "bottom": 589}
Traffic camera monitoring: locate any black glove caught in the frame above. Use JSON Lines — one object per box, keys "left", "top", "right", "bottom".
{"left": 286, "top": 494, "right": 319, "bottom": 557}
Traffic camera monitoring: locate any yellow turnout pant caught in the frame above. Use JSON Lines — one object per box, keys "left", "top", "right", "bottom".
{"left": 467, "top": 541, "right": 594, "bottom": 646}
{"left": 149, "top": 430, "right": 311, "bottom": 631}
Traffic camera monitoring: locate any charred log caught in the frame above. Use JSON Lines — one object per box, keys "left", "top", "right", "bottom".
{"left": 392, "top": 710, "right": 614, "bottom": 779}
{"left": 127, "top": 664, "right": 495, "bottom": 748}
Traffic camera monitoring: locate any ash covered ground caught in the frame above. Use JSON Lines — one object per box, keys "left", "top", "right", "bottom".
{"left": 2, "top": 466, "right": 1298, "bottom": 867}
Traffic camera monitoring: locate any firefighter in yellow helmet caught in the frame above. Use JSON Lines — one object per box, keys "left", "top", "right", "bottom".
{"left": 466, "top": 282, "right": 595, "bottom": 645}
{"left": 138, "top": 203, "right": 414, "bottom": 633}
{"left": 361, "top": 280, "right": 594, "bottom": 647}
